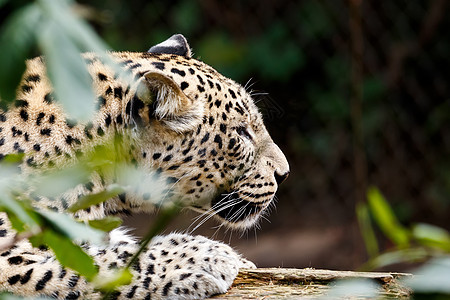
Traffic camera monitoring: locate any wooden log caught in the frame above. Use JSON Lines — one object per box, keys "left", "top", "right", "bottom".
{"left": 211, "top": 268, "right": 412, "bottom": 299}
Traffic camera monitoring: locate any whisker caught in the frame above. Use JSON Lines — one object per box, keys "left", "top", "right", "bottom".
{"left": 244, "top": 78, "right": 255, "bottom": 91}
{"left": 188, "top": 192, "right": 241, "bottom": 233}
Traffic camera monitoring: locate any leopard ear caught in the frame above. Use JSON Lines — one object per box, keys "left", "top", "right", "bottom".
{"left": 148, "top": 34, "right": 192, "bottom": 58}
{"left": 130, "top": 72, "right": 203, "bottom": 133}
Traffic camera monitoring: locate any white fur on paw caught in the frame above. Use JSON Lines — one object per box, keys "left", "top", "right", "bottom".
{"left": 145, "top": 233, "right": 250, "bottom": 298}
{"left": 238, "top": 257, "right": 257, "bottom": 269}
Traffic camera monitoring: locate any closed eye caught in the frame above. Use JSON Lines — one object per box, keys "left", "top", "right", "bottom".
{"left": 236, "top": 125, "right": 253, "bottom": 141}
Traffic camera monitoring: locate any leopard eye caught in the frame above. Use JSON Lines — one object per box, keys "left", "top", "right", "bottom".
{"left": 236, "top": 125, "right": 253, "bottom": 141}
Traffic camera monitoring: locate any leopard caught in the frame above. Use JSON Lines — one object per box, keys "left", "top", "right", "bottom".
{"left": 0, "top": 34, "right": 289, "bottom": 299}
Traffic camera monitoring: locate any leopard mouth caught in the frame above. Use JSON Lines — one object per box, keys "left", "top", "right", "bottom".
{"left": 209, "top": 191, "right": 270, "bottom": 227}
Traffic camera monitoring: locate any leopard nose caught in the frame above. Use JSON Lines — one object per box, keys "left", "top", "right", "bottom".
{"left": 274, "top": 170, "right": 289, "bottom": 185}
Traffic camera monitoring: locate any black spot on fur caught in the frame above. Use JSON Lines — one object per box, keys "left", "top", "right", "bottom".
{"left": 40, "top": 128, "right": 51, "bottom": 136}
{"left": 36, "top": 112, "right": 45, "bottom": 126}
{"left": 214, "top": 134, "right": 223, "bottom": 149}
{"left": 200, "top": 132, "right": 210, "bottom": 144}
{"left": 197, "top": 75, "right": 205, "bottom": 85}
{"left": 128, "top": 63, "right": 141, "bottom": 70}
{"left": 20, "top": 268, "right": 33, "bottom": 284}
{"left": 7, "top": 275, "right": 20, "bottom": 285}
{"left": 15, "top": 99, "right": 28, "bottom": 108}
{"left": 26, "top": 74, "right": 41, "bottom": 83}
{"left": 33, "top": 144, "right": 41, "bottom": 151}
{"left": 7, "top": 256, "right": 23, "bottom": 265}
{"left": 97, "top": 73, "right": 107, "bottom": 81}
{"left": 12, "top": 126, "right": 23, "bottom": 136}
{"left": 162, "top": 281, "right": 173, "bottom": 296}
{"left": 220, "top": 123, "right": 227, "bottom": 133}
{"left": 21, "top": 85, "right": 32, "bottom": 93}
{"left": 97, "top": 96, "right": 106, "bottom": 109}
{"left": 152, "top": 62, "right": 165, "bottom": 70}
{"left": 171, "top": 68, "right": 186, "bottom": 76}
{"left": 126, "top": 285, "right": 138, "bottom": 298}
{"left": 118, "top": 193, "right": 126, "bottom": 203}
{"left": 116, "top": 114, "right": 123, "bottom": 124}
{"left": 228, "top": 138, "right": 236, "bottom": 150}
{"left": 35, "top": 270, "right": 53, "bottom": 291}
{"left": 180, "top": 81, "right": 189, "bottom": 90}
{"left": 19, "top": 109, "right": 28, "bottom": 121}
{"left": 67, "top": 274, "right": 80, "bottom": 288}
{"left": 44, "top": 93, "right": 53, "bottom": 104}
{"left": 66, "top": 119, "right": 77, "bottom": 128}
{"left": 97, "top": 127, "right": 104, "bottom": 136}
{"left": 114, "top": 87, "right": 123, "bottom": 99}
{"left": 130, "top": 95, "right": 145, "bottom": 125}
{"left": 65, "top": 291, "right": 80, "bottom": 299}
{"left": 146, "top": 264, "right": 155, "bottom": 275}
{"left": 65, "top": 135, "right": 80, "bottom": 145}
{"left": 105, "top": 114, "right": 112, "bottom": 127}
{"left": 229, "top": 89, "right": 237, "bottom": 99}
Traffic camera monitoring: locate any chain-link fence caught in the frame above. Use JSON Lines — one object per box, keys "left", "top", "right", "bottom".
{"left": 3, "top": 0, "right": 448, "bottom": 270}
{"left": 83, "top": 0, "right": 449, "bottom": 270}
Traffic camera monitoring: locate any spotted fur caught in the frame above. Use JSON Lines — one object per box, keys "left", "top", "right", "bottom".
{"left": 0, "top": 34, "right": 289, "bottom": 299}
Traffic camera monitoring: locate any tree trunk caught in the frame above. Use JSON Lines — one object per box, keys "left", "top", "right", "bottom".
{"left": 211, "top": 268, "right": 412, "bottom": 299}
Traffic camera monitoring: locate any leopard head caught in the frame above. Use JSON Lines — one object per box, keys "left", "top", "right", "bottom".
{"left": 126, "top": 35, "right": 289, "bottom": 229}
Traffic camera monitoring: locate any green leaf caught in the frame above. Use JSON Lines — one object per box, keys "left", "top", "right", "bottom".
{"left": 356, "top": 202, "right": 379, "bottom": 258}
{"left": 367, "top": 187, "right": 410, "bottom": 248}
{"left": 39, "top": 210, "right": 104, "bottom": 244}
{"left": 38, "top": 0, "right": 109, "bottom": 53}
{"left": 88, "top": 217, "right": 123, "bottom": 232}
{"left": 0, "top": 153, "right": 25, "bottom": 164}
{"left": 361, "top": 248, "right": 429, "bottom": 271}
{"left": 412, "top": 223, "right": 450, "bottom": 252}
{"left": 33, "top": 165, "right": 90, "bottom": 197}
{"left": 326, "top": 279, "right": 379, "bottom": 299}
{"left": 0, "top": 4, "right": 41, "bottom": 104}
{"left": 403, "top": 257, "right": 450, "bottom": 294}
{"left": 0, "top": 293, "right": 48, "bottom": 300}
{"left": 38, "top": 20, "right": 95, "bottom": 121}
{"left": 38, "top": 230, "right": 98, "bottom": 280}
{"left": 93, "top": 268, "right": 133, "bottom": 292}
{"left": 0, "top": 195, "right": 39, "bottom": 231}
{"left": 69, "top": 184, "right": 125, "bottom": 213}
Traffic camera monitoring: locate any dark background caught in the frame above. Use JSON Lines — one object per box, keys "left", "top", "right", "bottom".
{"left": 5, "top": 0, "right": 450, "bottom": 271}
{"left": 86, "top": 0, "right": 449, "bottom": 271}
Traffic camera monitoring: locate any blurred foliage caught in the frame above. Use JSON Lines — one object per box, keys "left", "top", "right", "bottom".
{"left": 0, "top": 0, "right": 450, "bottom": 297}
{"left": 0, "top": 0, "right": 178, "bottom": 297}
{"left": 359, "top": 187, "right": 450, "bottom": 269}
{"left": 358, "top": 187, "right": 450, "bottom": 298}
